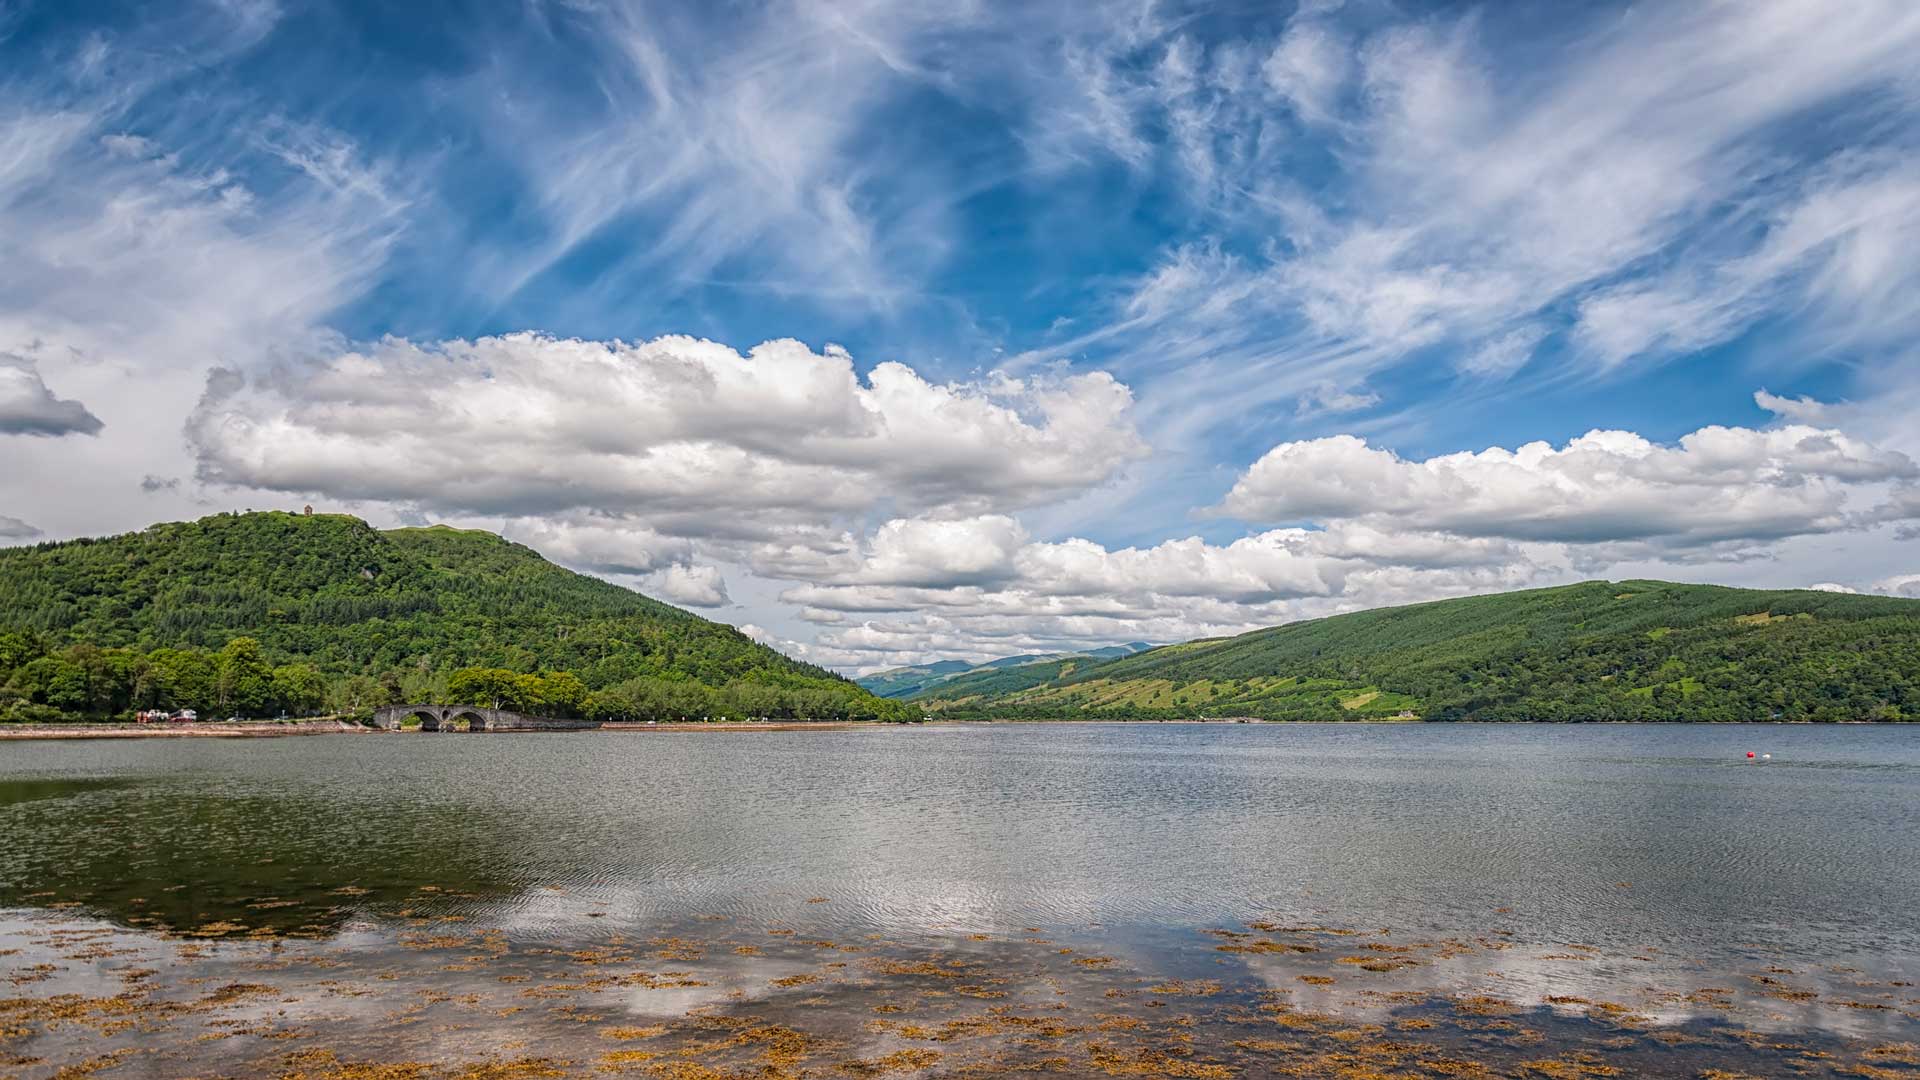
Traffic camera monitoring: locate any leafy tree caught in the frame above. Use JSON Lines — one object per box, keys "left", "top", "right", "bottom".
{"left": 146, "top": 648, "right": 219, "bottom": 711}
{"left": 271, "top": 664, "right": 327, "bottom": 716}
{"left": 217, "top": 637, "right": 274, "bottom": 716}
{"left": 446, "top": 667, "right": 527, "bottom": 710}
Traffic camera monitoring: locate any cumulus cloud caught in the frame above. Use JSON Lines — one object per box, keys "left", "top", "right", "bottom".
{"left": 1872, "top": 573, "right": 1920, "bottom": 599}
{"left": 770, "top": 515, "right": 1537, "bottom": 671}
{"left": 1218, "top": 423, "right": 1918, "bottom": 552}
{"left": 644, "top": 563, "right": 731, "bottom": 608}
{"left": 0, "top": 355, "right": 103, "bottom": 436}
{"left": 188, "top": 334, "right": 1146, "bottom": 526}
{"left": 501, "top": 518, "right": 694, "bottom": 577}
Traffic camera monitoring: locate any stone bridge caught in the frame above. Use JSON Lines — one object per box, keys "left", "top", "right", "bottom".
{"left": 372, "top": 704, "right": 602, "bottom": 733}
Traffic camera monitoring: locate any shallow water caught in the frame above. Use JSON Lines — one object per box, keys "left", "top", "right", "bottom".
{"left": 2, "top": 722, "right": 1916, "bottom": 1077}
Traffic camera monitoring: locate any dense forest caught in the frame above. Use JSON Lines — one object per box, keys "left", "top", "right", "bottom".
{"left": 0, "top": 511, "right": 912, "bottom": 723}
{"left": 918, "top": 580, "right": 1920, "bottom": 722}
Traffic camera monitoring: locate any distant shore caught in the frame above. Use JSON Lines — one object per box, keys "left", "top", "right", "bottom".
{"left": 0, "top": 720, "right": 373, "bottom": 740}
{"left": 0, "top": 719, "right": 875, "bottom": 740}
{"left": 600, "top": 721, "right": 863, "bottom": 733}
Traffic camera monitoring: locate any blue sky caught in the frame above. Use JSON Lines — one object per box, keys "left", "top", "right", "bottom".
{"left": 3, "top": 0, "right": 1919, "bottom": 671}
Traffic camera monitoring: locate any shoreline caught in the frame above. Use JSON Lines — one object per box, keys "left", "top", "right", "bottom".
{"left": 0, "top": 719, "right": 877, "bottom": 740}
{"left": 599, "top": 721, "right": 864, "bottom": 733}
{"left": 4, "top": 717, "right": 1903, "bottom": 741}
{"left": 0, "top": 719, "right": 373, "bottom": 740}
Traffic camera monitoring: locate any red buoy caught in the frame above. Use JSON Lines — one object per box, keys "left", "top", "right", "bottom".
{"left": 1746, "top": 751, "right": 1756, "bottom": 759}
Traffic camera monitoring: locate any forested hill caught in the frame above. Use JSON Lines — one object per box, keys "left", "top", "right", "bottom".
{"left": 0, "top": 511, "right": 907, "bottom": 722}
{"left": 917, "top": 580, "right": 1920, "bottom": 722}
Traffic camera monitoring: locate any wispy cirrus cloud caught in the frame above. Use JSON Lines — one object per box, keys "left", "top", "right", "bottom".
{"left": 1023, "top": 0, "right": 1920, "bottom": 464}
{"left": 0, "top": 1, "right": 408, "bottom": 538}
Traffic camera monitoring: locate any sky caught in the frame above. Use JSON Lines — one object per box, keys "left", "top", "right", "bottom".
{"left": 3, "top": 0, "right": 1919, "bottom": 674}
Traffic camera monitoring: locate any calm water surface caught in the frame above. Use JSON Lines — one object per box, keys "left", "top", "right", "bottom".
{"left": 2, "top": 723, "right": 1917, "bottom": 1078}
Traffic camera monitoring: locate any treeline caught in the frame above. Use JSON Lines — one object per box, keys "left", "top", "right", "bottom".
{"left": 0, "top": 632, "right": 919, "bottom": 725}
{"left": 440, "top": 667, "right": 909, "bottom": 722}
{"left": 1, "top": 634, "right": 328, "bottom": 722}
{"left": 0, "top": 511, "right": 913, "bottom": 724}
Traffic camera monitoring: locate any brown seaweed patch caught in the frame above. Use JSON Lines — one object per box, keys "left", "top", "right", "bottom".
{"left": 1083, "top": 1042, "right": 1233, "bottom": 1078}
{"left": 453, "top": 1059, "right": 572, "bottom": 1079}
{"left": 868, "top": 959, "right": 972, "bottom": 980}
{"left": 836, "top": 1048, "right": 940, "bottom": 1075}
{"left": 603, "top": 1026, "right": 669, "bottom": 1041}
{"left": 1214, "top": 940, "right": 1317, "bottom": 956}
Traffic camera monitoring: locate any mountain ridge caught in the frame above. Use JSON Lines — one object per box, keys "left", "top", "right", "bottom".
{"left": 857, "top": 642, "right": 1153, "bottom": 699}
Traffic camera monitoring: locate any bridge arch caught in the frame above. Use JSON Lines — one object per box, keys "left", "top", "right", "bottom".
{"left": 371, "top": 704, "right": 600, "bottom": 733}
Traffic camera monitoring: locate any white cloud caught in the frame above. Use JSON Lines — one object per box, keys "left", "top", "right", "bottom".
{"left": 188, "top": 334, "right": 1146, "bottom": 527}
{"left": 1573, "top": 159, "right": 1920, "bottom": 368}
{"left": 500, "top": 518, "right": 693, "bottom": 577}
{"left": 1295, "top": 382, "right": 1379, "bottom": 417}
{"left": 769, "top": 515, "right": 1537, "bottom": 671}
{"left": 1753, "top": 389, "right": 1840, "bottom": 426}
{"left": 846, "top": 515, "right": 1027, "bottom": 588}
{"left": 645, "top": 563, "right": 731, "bottom": 608}
{"left": 456, "top": 1, "right": 983, "bottom": 311}
{"left": 1263, "top": 18, "right": 1349, "bottom": 123}
{"left": 1875, "top": 574, "right": 1920, "bottom": 599}
{"left": 1019, "top": 0, "right": 1920, "bottom": 476}
{"left": 0, "top": 16, "right": 406, "bottom": 540}
{"left": 1454, "top": 326, "right": 1545, "bottom": 380}
{"left": 1220, "top": 422, "right": 1918, "bottom": 552}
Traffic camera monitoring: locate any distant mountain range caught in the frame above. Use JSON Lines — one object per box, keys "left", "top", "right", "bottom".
{"left": 856, "top": 642, "right": 1153, "bottom": 699}
{"left": 911, "top": 581, "right": 1920, "bottom": 723}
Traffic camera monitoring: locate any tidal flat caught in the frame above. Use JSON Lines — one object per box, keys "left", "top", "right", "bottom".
{"left": 3, "top": 723, "right": 1916, "bottom": 1078}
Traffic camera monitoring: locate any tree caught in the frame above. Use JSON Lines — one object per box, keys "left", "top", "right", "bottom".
{"left": 271, "top": 664, "right": 327, "bottom": 717}
{"left": 332, "top": 674, "right": 382, "bottom": 713}
{"left": 446, "top": 667, "right": 525, "bottom": 710}
{"left": 11, "top": 656, "right": 87, "bottom": 712}
{"left": 147, "top": 648, "right": 219, "bottom": 711}
{"left": 533, "top": 671, "right": 588, "bottom": 718}
{"left": 218, "top": 637, "right": 274, "bottom": 716}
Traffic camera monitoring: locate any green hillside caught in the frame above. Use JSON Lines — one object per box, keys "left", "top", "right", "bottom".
{"left": 857, "top": 659, "right": 974, "bottom": 699}
{"left": 905, "top": 654, "right": 1111, "bottom": 700}
{"left": 0, "top": 511, "right": 907, "bottom": 723}
{"left": 919, "top": 581, "right": 1920, "bottom": 722}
